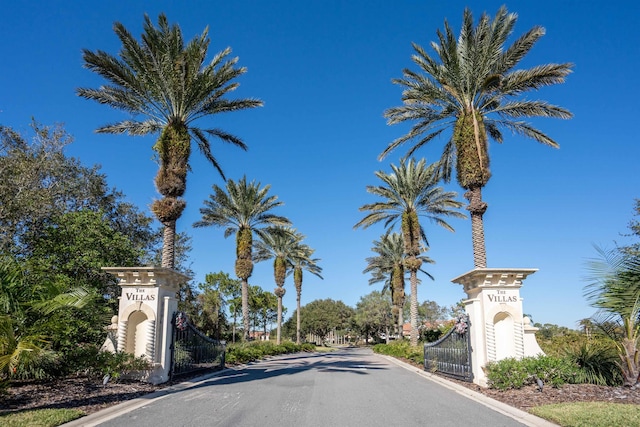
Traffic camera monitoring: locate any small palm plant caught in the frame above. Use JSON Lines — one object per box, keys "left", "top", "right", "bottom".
{"left": 584, "top": 247, "right": 640, "bottom": 387}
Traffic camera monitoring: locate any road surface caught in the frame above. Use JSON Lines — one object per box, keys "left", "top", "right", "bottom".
{"left": 70, "top": 347, "right": 553, "bottom": 427}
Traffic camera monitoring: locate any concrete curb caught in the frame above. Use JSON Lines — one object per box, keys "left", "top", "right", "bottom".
{"left": 378, "top": 354, "right": 558, "bottom": 427}
{"left": 61, "top": 367, "right": 238, "bottom": 427}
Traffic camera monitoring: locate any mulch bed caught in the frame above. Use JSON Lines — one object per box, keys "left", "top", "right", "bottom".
{"left": 0, "top": 369, "right": 211, "bottom": 416}
{"left": 397, "top": 356, "right": 640, "bottom": 410}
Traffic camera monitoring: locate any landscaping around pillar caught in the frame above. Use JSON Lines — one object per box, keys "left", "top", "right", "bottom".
{"left": 102, "top": 266, "right": 190, "bottom": 385}
{"left": 452, "top": 268, "right": 543, "bottom": 387}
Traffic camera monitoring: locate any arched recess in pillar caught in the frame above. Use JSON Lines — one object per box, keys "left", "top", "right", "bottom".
{"left": 493, "top": 312, "right": 515, "bottom": 361}
{"left": 485, "top": 305, "right": 523, "bottom": 362}
{"left": 119, "top": 303, "right": 157, "bottom": 358}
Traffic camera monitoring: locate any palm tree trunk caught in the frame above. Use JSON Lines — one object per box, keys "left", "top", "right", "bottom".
{"left": 242, "top": 280, "right": 249, "bottom": 341}
{"left": 398, "top": 305, "right": 404, "bottom": 339}
{"left": 620, "top": 337, "right": 640, "bottom": 387}
{"left": 296, "top": 289, "right": 301, "bottom": 345}
{"left": 465, "top": 187, "right": 488, "bottom": 268}
{"left": 161, "top": 221, "right": 176, "bottom": 269}
{"left": 276, "top": 295, "right": 283, "bottom": 344}
{"left": 410, "top": 269, "right": 418, "bottom": 347}
{"left": 152, "top": 196, "right": 186, "bottom": 270}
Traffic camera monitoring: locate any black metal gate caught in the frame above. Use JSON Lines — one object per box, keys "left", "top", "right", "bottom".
{"left": 171, "top": 312, "right": 226, "bottom": 378}
{"left": 423, "top": 314, "right": 473, "bottom": 382}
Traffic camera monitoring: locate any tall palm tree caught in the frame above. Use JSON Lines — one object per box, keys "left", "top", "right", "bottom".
{"left": 364, "top": 233, "right": 434, "bottom": 339}
{"left": 194, "top": 176, "right": 290, "bottom": 341}
{"left": 254, "top": 227, "right": 301, "bottom": 344}
{"left": 77, "top": 14, "right": 262, "bottom": 269}
{"left": 364, "top": 233, "right": 404, "bottom": 337}
{"left": 290, "top": 244, "right": 322, "bottom": 345}
{"left": 355, "top": 158, "right": 464, "bottom": 346}
{"left": 381, "top": 6, "right": 572, "bottom": 268}
{"left": 585, "top": 247, "right": 640, "bottom": 387}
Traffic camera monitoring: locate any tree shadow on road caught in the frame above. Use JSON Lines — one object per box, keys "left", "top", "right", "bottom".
{"left": 177, "top": 347, "right": 389, "bottom": 391}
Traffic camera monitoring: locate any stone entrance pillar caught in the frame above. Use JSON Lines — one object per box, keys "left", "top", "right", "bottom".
{"left": 452, "top": 268, "right": 544, "bottom": 387}
{"left": 102, "top": 266, "right": 190, "bottom": 385}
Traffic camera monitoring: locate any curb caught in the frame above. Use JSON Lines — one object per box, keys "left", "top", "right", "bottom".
{"left": 378, "top": 354, "right": 558, "bottom": 427}
{"left": 61, "top": 367, "right": 238, "bottom": 427}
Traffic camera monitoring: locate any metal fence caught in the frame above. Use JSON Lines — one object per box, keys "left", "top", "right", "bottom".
{"left": 423, "top": 315, "right": 473, "bottom": 382}
{"left": 171, "top": 312, "right": 226, "bottom": 378}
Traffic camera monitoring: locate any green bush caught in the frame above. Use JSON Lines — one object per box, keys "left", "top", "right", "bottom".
{"left": 66, "top": 345, "right": 151, "bottom": 381}
{"left": 225, "top": 341, "right": 315, "bottom": 364}
{"left": 484, "top": 358, "right": 530, "bottom": 390}
{"left": 279, "top": 341, "right": 298, "bottom": 353}
{"left": 300, "top": 343, "right": 315, "bottom": 352}
{"left": 225, "top": 345, "right": 264, "bottom": 364}
{"left": 373, "top": 340, "right": 424, "bottom": 365}
{"left": 10, "top": 349, "right": 62, "bottom": 380}
{"left": 485, "top": 356, "right": 581, "bottom": 390}
{"left": 420, "top": 329, "right": 443, "bottom": 343}
{"left": 564, "top": 341, "right": 622, "bottom": 386}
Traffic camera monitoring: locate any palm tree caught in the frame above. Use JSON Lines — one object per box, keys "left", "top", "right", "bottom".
{"left": 381, "top": 6, "right": 572, "bottom": 268}
{"left": 355, "top": 158, "right": 464, "bottom": 346}
{"left": 77, "top": 14, "right": 262, "bottom": 269}
{"left": 585, "top": 247, "right": 640, "bottom": 387}
{"left": 364, "top": 233, "right": 434, "bottom": 339}
{"left": 290, "top": 244, "right": 322, "bottom": 345}
{"left": 364, "top": 233, "right": 405, "bottom": 337}
{"left": 254, "top": 227, "right": 301, "bottom": 344}
{"left": 194, "top": 176, "right": 290, "bottom": 341}
{"left": 363, "top": 233, "right": 401, "bottom": 338}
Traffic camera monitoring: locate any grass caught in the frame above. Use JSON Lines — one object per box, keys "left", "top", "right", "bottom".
{"left": 0, "top": 408, "right": 84, "bottom": 427}
{"left": 313, "top": 346, "right": 336, "bottom": 352}
{"left": 531, "top": 402, "right": 640, "bottom": 426}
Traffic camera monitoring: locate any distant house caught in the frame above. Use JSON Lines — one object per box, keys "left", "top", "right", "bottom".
{"left": 402, "top": 323, "right": 411, "bottom": 337}
{"left": 249, "top": 330, "right": 270, "bottom": 341}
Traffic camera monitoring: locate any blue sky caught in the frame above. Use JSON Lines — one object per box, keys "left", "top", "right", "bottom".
{"left": 2, "top": 1, "right": 639, "bottom": 328}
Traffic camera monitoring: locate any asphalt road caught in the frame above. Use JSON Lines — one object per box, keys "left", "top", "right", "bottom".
{"left": 72, "top": 347, "right": 554, "bottom": 427}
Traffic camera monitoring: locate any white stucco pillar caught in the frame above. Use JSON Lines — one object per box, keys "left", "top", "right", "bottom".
{"left": 452, "top": 268, "right": 541, "bottom": 387}
{"left": 102, "top": 266, "right": 189, "bottom": 385}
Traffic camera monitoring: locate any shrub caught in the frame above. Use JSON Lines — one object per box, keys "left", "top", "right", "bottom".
{"left": 485, "top": 356, "right": 581, "bottom": 390}
{"left": 564, "top": 341, "right": 622, "bottom": 386}
{"left": 67, "top": 345, "right": 151, "bottom": 381}
{"left": 9, "top": 349, "right": 62, "bottom": 380}
{"left": 279, "top": 341, "right": 298, "bottom": 353}
{"left": 373, "top": 340, "right": 424, "bottom": 365}
{"left": 484, "top": 358, "right": 530, "bottom": 390}
{"left": 226, "top": 345, "right": 264, "bottom": 364}
{"left": 420, "top": 329, "right": 443, "bottom": 343}
{"left": 225, "top": 340, "right": 312, "bottom": 365}
{"left": 300, "top": 343, "right": 315, "bottom": 352}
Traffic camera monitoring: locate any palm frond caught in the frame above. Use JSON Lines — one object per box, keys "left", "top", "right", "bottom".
{"left": 383, "top": 6, "right": 572, "bottom": 167}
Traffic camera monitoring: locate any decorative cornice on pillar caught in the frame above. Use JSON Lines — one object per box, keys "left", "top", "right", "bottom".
{"left": 102, "top": 266, "right": 190, "bottom": 290}
{"left": 451, "top": 268, "right": 538, "bottom": 294}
